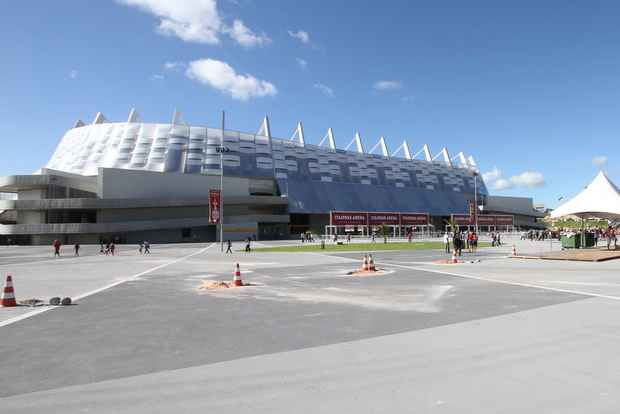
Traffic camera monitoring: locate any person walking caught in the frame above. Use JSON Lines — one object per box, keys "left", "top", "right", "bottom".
{"left": 226, "top": 240, "right": 233, "bottom": 254}
{"left": 110, "top": 243, "right": 116, "bottom": 256}
{"left": 245, "top": 237, "right": 251, "bottom": 252}
{"left": 443, "top": 232, "right": 450, "bottom": 253}
{"left": 143, "top": 241, "right": 151, "bottom": 254}
{"left": 74, "top": 243, "right": 80, "bottom": 256}
{"left": 139, "top": 243, "right": 143, "bottom": 254}
{"left": 53, "top": 239, "right": 61, "bottom": 257}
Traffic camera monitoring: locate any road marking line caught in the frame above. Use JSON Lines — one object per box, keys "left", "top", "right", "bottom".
{"left": 0, "top": 243, "right": 215, "bottom": 328}
{"left": 379, "top": 261, "right": 620, "bottom": 301}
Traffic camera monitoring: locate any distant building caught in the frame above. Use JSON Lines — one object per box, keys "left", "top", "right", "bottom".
{"left": 484, "top": 196, "right": 546, "bottom": 229}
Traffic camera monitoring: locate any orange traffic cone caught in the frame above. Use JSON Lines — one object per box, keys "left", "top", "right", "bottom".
{"left": 451, "top": 250, "right": 458, "bottom": 264}
{"left": 368, "top": 254, "right": 376, "bottom": 271}
{"left": 1, "top": 274, "right": 17, "bottom": 307}
{"left": 512, "top": 245, "right": 517, "bottom": 257}
{"left": 362, "top": 255, "right": 369, "bottom": 271}
{"left": 233, "top": 263, "right": 243, "bottom": 286}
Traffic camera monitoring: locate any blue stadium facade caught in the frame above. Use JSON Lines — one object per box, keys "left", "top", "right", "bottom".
{"left": 44, "top": 112, "right": 488, "bottom": 227}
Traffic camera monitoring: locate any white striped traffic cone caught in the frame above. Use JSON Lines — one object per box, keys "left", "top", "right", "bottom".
{"left": 512, "top": 245, "right": 517, "bottom": 256}
{"left": 233, "top": 263, "right": 243, "bottom": 286}
{"left": 362, "top": 255, "right": 369, "bottom": 271}
{"left": 368, "top": 254, "right": 376, "bottom": 271}
{"left": 1, "top": 274, "right": 17, "bottom": 307}
{"left": 451, "top": 250, "right": 458, "bottom": 264}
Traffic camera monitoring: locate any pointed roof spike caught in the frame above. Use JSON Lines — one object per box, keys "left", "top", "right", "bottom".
{"left": 171, "top": 109, "right": 183, "bottom": 125}
{"left": 257, "top": 116, "right": 272, "bottom": 138}
{"left": 73, "top": 119, "right": 86, "bottom": 128}
{"left": 451, "top": 151, "right": 468, "bottom": 167}
{"left": 289, "top": 121, "right": 305, "bottom": 145}
{"left": 441, "top": 148, "right": 452, "bottom": 167}
{"left": 345, "top": 132, "right": 364, "bottom": 153}
{"left": 127, "top": 108, "right": 140, "bottom": 123}
{"left": 319, "top": 128, "right": 336, "bottom": 150}
{"left": 467, "top": 155, "right": 477, "bottom": 168}
{"left": 327, "top": 127, "right": 336, "bottom": 150}
{"left": 423, "top": 144, "right": 432, "bottom": 162}
{"left": 391, "top": 140, "right": 412, "bottom": 159}
{"left": 432, "top": 147, "right": 452, "bottom": 167}
{"left": 92, "top": 112, "right": 107, "bottom": 124}
{"left": 369, "top": 136, "right": 389, "bottom": 158}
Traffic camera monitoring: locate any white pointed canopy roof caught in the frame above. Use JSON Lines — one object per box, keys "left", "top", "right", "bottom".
{"left": 550, "top": 171, "right": 620, "bottom": 219}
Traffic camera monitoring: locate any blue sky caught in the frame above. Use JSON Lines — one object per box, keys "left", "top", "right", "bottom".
{"left": 1, "top": 0, "right": 619, "bottom": 208}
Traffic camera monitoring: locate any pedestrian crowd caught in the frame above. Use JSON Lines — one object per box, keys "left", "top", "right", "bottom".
{"left": 443, "top": 229, "right": 480, "bottom": 256}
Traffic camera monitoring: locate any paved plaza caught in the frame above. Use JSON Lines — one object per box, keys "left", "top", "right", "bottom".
{"left": 1, "top": 236, "right": 620, "bottom": 412}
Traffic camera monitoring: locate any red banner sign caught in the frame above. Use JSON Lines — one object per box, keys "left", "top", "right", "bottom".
{"left": 494, "top": 215, "right": 514, "bottom": 225}
{"left": 477, "top": 215, "right": 496, "bottom": 225}
{"left": 400, "top": 213, "right": 429, "bottom": 225}
{"left": 330, "top": 211, "right": 430, "bottom": 226}
{"left": 469, "top": 200, "right": 477, "bottom": 223}
{"left": 452, "top": 214, "right": 473, "bottom": 225}
{"left": 368, "top": 212, "right": 400, "bottom": 226}
{"left": 330, "top": 211, "right": 368, "bottom": 226}
{"left": 451, "top": 214, "right": 514, "bottom": 226}
{"left": 209, "top": 189, "right": 221, "bottom": 224}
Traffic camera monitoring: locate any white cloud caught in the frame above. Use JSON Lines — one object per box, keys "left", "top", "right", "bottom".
{"left": 296, "top": 58, "right": 308, "bottom": 69}
{"left": 482, "top": 166, "right": 501, "bottom": 182}
{"left": 510, "top": 170, "right": 545, "bottom": 188}
{"left": 484, "top": 168, "right": 545, "bottom": 191}
{"left": 118, "top": 0, "right": 222, "bottom": 44}
{"left": 374, "top": 80, "right": 402, "bottom": 91}
{"left": 494, "top": 178, "right": 513, "bottom": 190}
{"left": 164, "top": 61, "right": 186, "bottom": 71}
{"left": 118, "top": 0, "right": 269, "bottom": 47}
{"left": 69, "top": 69, "right": 78, "bottom": 79}
{"left": 593, "top": 155, "right": 608, "bottom": 168}
{"left": 151, "top": 74, "right": 164, "bottom": 80}
{"left": 225, "top": 19, "right": 271, "bottom": 47}
{"left": 314, "top": 83, "right": 334, "bottom": 98}
{"left": 288, "top": 29, "right": 310, "bottom": 44}
{"left": 185, "top": 58, "right": 277, "bottom": 101}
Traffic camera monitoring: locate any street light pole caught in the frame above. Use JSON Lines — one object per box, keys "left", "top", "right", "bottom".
{"left": 220, "top": 110, "right": 225, "bottom": 252}
{"left": 473, "top": 171, "right": 479, "bottom": 234}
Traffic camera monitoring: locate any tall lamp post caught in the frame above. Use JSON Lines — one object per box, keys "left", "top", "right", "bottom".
{"left": 473, "top": 171, "right": 479, "bottom": 234}
{"left": 219, "top": 111, "right": 225, "bottom": 252}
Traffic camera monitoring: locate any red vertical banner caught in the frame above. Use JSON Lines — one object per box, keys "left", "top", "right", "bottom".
{"left": 469, "top": 200, "right": 476, "bottom": 224}
{"left": 209, "top": 189, "right": 221, "bottom": 224}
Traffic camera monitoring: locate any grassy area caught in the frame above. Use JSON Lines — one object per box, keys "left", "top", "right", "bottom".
{"left": 251, "top": 241, "right": 491, "bottom": 253}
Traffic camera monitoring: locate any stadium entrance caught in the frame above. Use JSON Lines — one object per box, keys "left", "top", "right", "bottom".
{"left": 325, "top": 211, "right": 433, "bottom": 238}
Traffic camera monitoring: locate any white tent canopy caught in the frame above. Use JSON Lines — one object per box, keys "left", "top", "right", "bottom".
{"left": 550, "top": 171, "right": 620, "bottom": 220}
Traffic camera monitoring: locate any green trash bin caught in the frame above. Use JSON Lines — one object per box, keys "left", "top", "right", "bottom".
{"left": 561, "top": 234, "right": 581, "bottom": 249}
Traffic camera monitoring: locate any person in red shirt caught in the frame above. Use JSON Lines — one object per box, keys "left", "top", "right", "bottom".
{"left": 52, "top": 239, "right": 61, "bottom": 257}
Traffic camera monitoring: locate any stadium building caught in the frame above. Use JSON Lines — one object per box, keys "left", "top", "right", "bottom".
{"left": 0, "top": 109, "right": 540, "bottom": 245}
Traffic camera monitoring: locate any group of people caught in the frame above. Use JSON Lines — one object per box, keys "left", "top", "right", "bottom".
{"left": 52, "top": 240, "right": 155, "bottom": 256}
{"left": 100, "top": 242, "right": 117, "bottom": 256}
{"left": 443, "top": 230, "right": 479, "bottom": 256}
{"left": 521, "top": 230, "right": 555, "bottom": 241}
{"left": 490, "top": 231, "right": 502, "bottom": 247}
{"left": 52, "top": 239, "right": 81, "bottom": 257}
{"left": 300, "top": 232, "right": 315, "bottom": 243}
{"left": 138, "top": 241, "right": 151, "bottom": 254}
{"left": 223, "top": 237, "right": 255, "bottom": 253}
